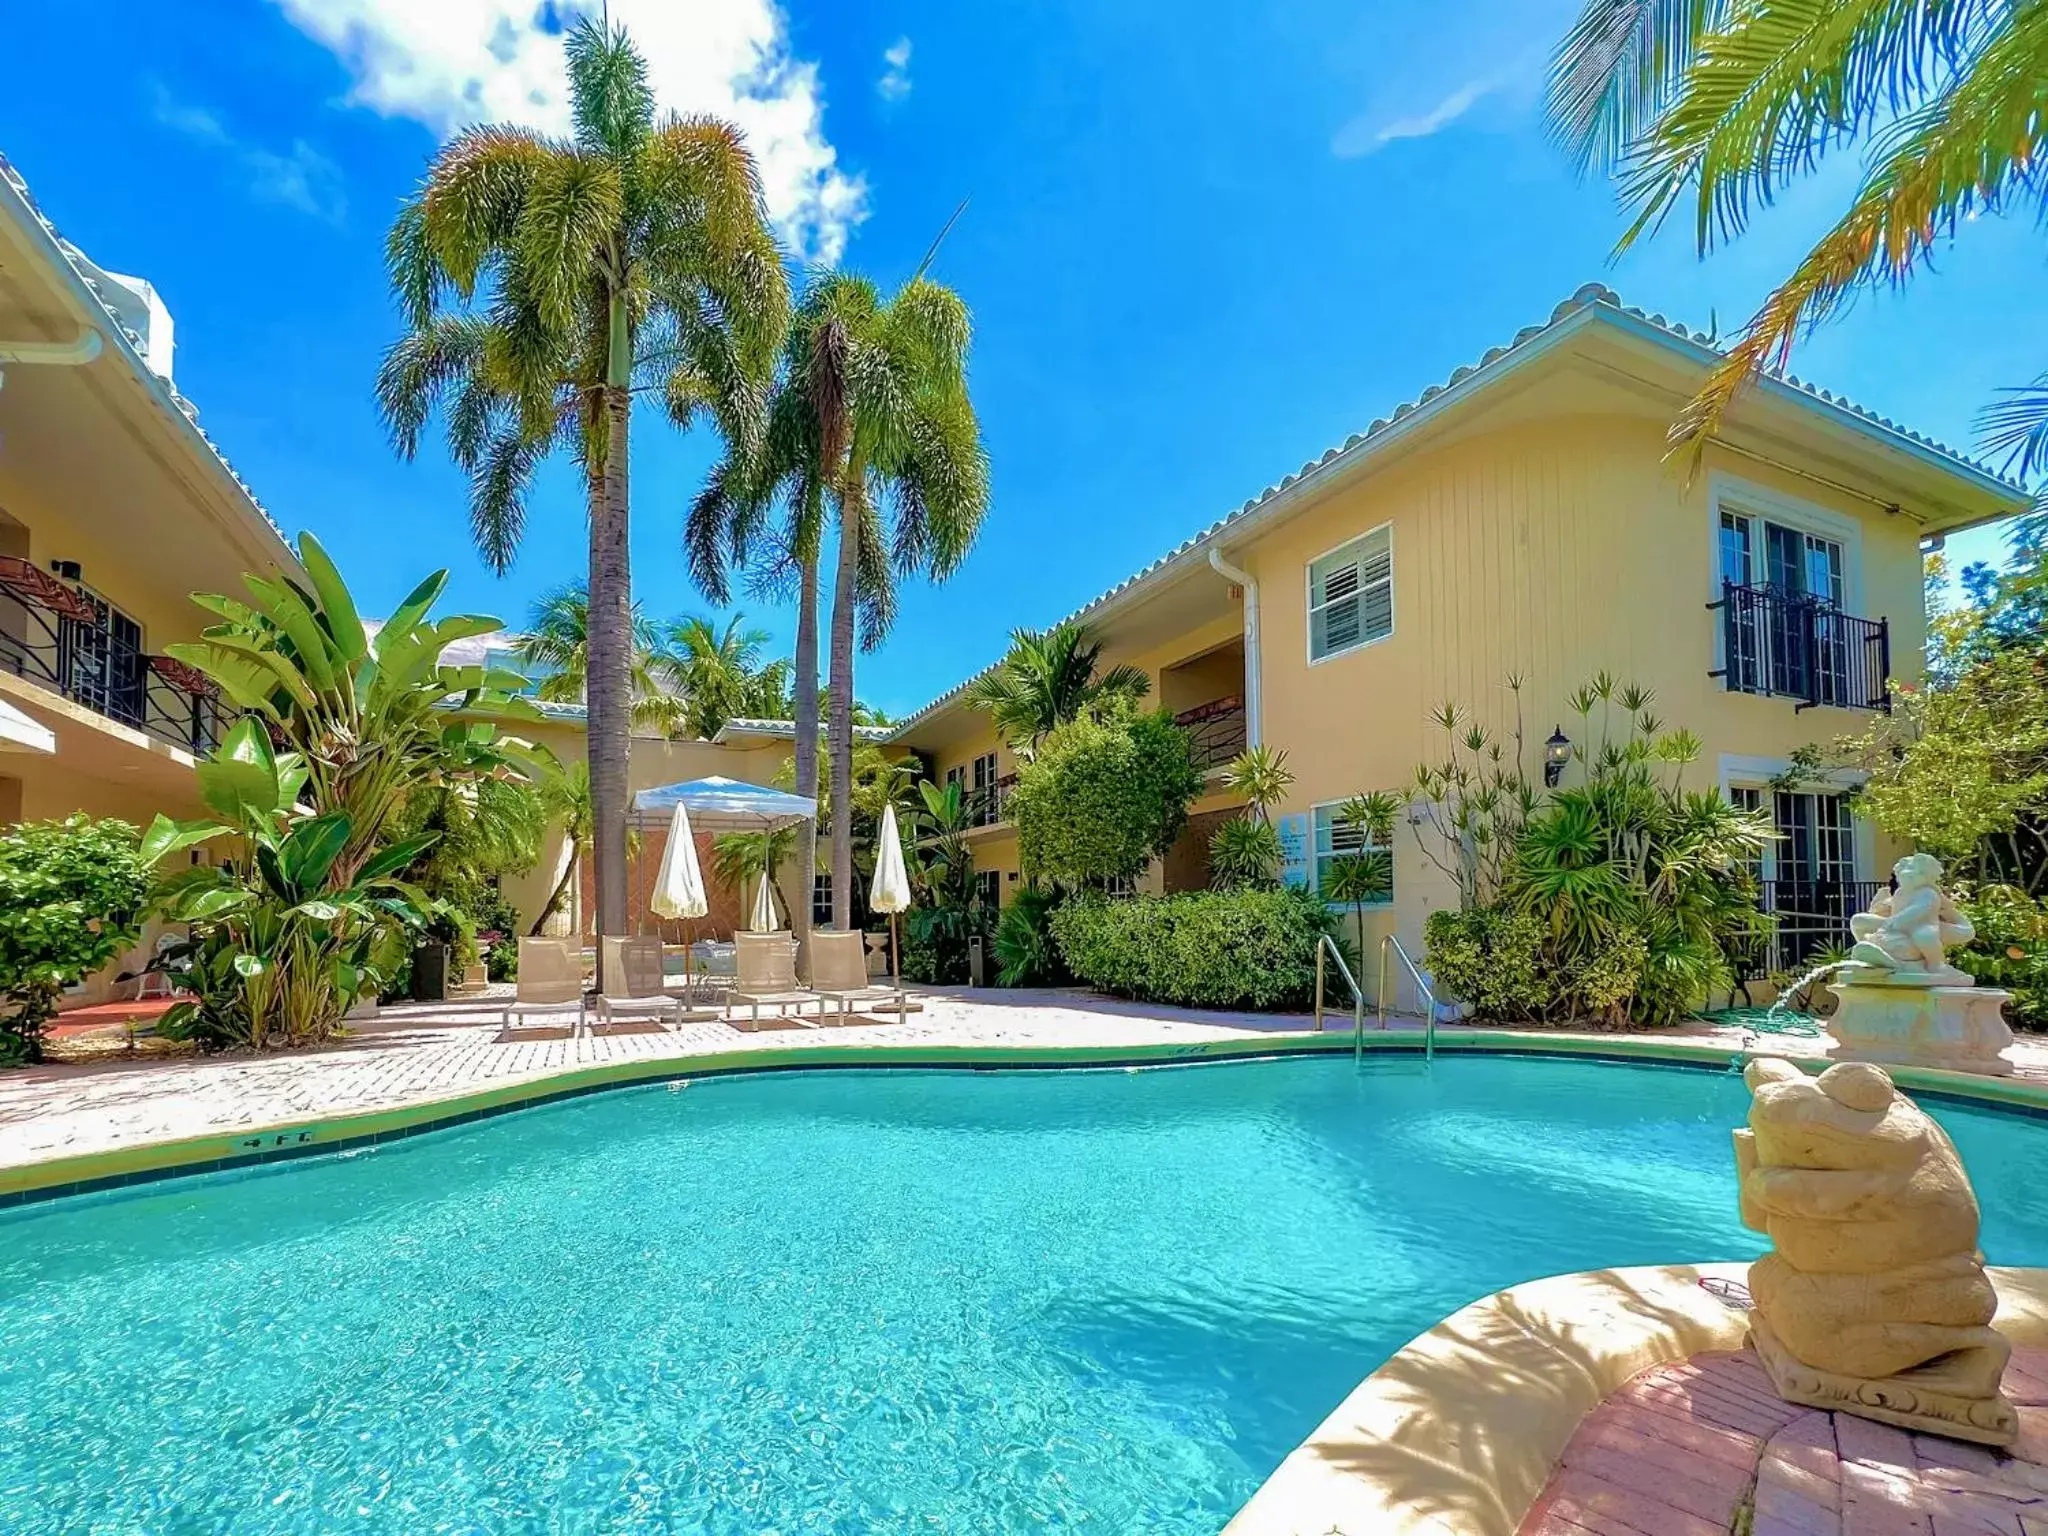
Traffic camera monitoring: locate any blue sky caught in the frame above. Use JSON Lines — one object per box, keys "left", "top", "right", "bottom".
{"left": 3, "top": 0, "right": 2037, "bottom": 718}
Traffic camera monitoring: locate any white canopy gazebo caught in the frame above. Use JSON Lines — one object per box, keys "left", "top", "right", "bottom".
{"left": 629, "top": 777, "right": 817, "bottom": 938}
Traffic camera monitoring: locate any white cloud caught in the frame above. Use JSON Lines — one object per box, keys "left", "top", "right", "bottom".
{"left": 878, "top": 36, "right": 912, "bottom": 102}
{"left": 151, "top": 84, "right": 347, "bottom": 223}
{"left": 1331, "top": 73, "right": 1505, "bottom": 159}
{"left": 268, "top": 0, "right": 867, "bottom": 264}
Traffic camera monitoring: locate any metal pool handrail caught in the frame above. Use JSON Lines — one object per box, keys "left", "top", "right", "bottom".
{"left": 1377, "top": 934, "right": 1440, "bottom": 1064}
{"left": 1313, "top": 935, "right": 1364, "bottom": 1055}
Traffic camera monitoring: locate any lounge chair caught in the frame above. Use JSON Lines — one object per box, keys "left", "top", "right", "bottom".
{"left": 593, "top": 936, "right": 679, "bottom": 1030}
{"left": 723, "top": 932, "right": 823, "bottom": 1029}
{"left": 500, "top": 938, "right": 587, "bottom": 1036}
{"left": 808, "top": 930, "right": 906, "bottom": 1025}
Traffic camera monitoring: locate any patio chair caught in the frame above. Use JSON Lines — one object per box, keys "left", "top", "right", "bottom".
{"left": 500, "top": 938, "right": 587, "bottom": 1036}
{"left": 723, "top": 932, "right": 823, "bottom": 1030}
{"left": 808, "top": 930, "right": 906, "bottom": 1025}
{"left": 593, "top": 937, "right": 678, "bottom": 1031}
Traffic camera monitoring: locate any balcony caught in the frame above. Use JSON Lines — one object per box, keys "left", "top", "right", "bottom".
{"left": 0, "top": 557, "right": 228, "bottom": 756}
{"left": 1740, "top": 877, "right": 1886, "bottom": 978}
{"left": 1710, "top": 581, "right": 1890, "bottom": 712}
{"left": 964, "top": 773, "right": 1017, "bottom": 829}
{"left": 1174, "top": 695, "right": 1247, "bottom": 770}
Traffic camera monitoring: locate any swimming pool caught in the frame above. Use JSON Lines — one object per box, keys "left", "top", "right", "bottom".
{"left": 5, "top": 1055, "right": 2046, "bottom": 1534}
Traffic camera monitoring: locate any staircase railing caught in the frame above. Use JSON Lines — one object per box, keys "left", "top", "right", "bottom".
{"left": 1313, "top": 935, "right": 1364, "bottom": 1056}
{"left": 1377, "top": 933, "right": 1440, "bottom": 1064}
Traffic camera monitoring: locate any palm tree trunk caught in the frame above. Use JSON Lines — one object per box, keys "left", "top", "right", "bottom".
{"left": 587, "top": 290, "right": 634, "bottom": 980}
{"left": 531, "top": 846, "right": 580, "bottom": 936}
{"left": 827, "top": 496, "right": 860, "bottom": 928}
{"left": 792, "top": 555, "right": 821, "bottom": 946}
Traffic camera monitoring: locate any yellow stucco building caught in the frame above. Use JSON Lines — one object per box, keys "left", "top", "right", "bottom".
{"left": 885, "top": 287, "right": 2026, "bottom": 997}
{"left": 2, "top": 131, "right": 2026, "bottom": 1014}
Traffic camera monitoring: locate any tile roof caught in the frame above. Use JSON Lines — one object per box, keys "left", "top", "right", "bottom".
{"left": 888, "top": 283, "right": 2027, "bottom": 740}
{"left": 0, "top": 152, "right": 292, "bottom": 557}
{"left": 714, "top": 716, "right": 893, "bottom": 744}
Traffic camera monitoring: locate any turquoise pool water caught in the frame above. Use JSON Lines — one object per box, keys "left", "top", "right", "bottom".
{"left": 5, "top": 1055, "right": 2048, "bottom": 1534}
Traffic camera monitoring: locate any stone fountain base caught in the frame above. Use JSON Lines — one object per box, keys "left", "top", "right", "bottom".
{"left": 1825, "top": 967, "right": 2016, "bottom": 1077}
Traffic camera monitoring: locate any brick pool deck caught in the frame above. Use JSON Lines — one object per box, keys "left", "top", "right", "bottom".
{"left": 1520, "top": 1345, "right": 2048, "bottom": 1536}
{"left": 6, "top": 988, "right": 2048, "bottom": 1174}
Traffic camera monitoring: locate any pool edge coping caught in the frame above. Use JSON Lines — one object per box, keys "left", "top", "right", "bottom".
{"left": 5, "top": 1028, "right": 2048, "bottom": 1207}
{"left": 1221, "top": 1261, "right": 2048, "bottom": 1536}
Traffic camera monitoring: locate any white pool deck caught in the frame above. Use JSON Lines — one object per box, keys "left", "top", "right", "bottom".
{"left": 4, "top": 987, "right": 2046, "bottom": 1174}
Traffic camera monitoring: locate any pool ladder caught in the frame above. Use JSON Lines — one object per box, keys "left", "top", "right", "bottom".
{"left": 1317, "top": 935, "right": 1439, "bottom": 1067}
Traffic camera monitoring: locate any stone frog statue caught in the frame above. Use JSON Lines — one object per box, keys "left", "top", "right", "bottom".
{"left": 1733, "top": 1056, "right": 2015, "bottom": 1444}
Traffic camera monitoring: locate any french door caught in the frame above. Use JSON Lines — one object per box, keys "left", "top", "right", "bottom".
{"left": 1718, "top": 511, "right": 1850, "bottom": 704}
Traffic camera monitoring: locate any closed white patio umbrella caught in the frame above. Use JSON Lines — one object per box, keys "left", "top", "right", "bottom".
{"left": 748, "top": 869, "right": 782, "bottom": 933}
{"left": 869, "top": 801, "right": 911, "bottom": 981}
{"left": 650, "top": 802, "right": 708, "bottom": 993}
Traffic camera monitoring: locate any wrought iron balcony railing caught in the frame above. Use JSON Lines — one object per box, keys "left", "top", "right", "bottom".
{"left": 0, "top": 558, "right": 228, "bottom": 756}
{"left": 1173, "top": 695, "right": 1247, "bottom": 770}
{"left": 1709, "top": 581, "right": 1890, "bottom": 713}
{"left": 1737, "top": 877, "right": 1886, "bottom": 979}
{"left": 964, "top": 773, "right": 1017, "bottom": 829}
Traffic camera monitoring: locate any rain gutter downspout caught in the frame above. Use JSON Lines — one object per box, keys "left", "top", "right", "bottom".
{"left": 1207, "top": 547, "right": 1260, "bottom": 749}
{"left": 0, "top": 326, "right": 102, "bottom": 390}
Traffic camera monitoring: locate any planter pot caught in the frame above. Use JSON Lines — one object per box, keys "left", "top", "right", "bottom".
{"left": 410, "top": 942, "right": 450, "bottom": 1003}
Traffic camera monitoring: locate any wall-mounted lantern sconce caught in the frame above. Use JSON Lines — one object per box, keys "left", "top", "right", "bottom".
{"left": 1544, "top": 726, "right": 1573, "bottom": 788}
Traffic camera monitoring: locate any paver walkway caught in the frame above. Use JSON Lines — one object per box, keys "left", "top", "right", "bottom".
{"left": 1519, "top": 1346, "right": 2048, "bottom": 1535}
{"left": 5, "top": 988, "right": 2046, "bottom": 1175}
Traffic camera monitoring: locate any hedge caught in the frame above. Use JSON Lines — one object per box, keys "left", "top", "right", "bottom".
{"left": 1048, "top": 888, "right": 1331, "bottom": 1010}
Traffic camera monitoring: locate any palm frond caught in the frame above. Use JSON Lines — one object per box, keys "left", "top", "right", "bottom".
{"left": 1549, "top": 0, "right": 1728, "bottom": 172}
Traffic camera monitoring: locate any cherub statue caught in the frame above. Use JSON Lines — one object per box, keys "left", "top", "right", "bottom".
{"left": 1849, "top": 853, "right": 1974, "bottom": 982}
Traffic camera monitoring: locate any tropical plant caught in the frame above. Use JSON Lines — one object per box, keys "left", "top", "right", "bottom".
{"left": 1222, "top": 744, "right": 1294, "bottom": 820}
{"left": 1409, "top": 680, "right": 1541, "bottom": 910}
{"left": 654, "top": 613, "right": 790, "bottom": 739}
{"left": 1050, "top": 888, "right": 1337, "bottom": 1010}
{"left": 711, "top": 825, "right": 797, "bottom": 919}
{"left": 992, "top": 885, "right": 1066, "bottom": 987}
{"left": 145, "top": 721, "right": 438, "bottom": 1050}
{"left": 1325, "top": 793, "right": 1399, "bottom": 971}
{"left": 531, "top": 762, "right": 594, "bottom": 936}
{"left": 377, "top": 16, "right": 787, "bottom": 956}
{"left": 1828, "top": 560, "right": 2048, "bottom": 893}
{"left": 1953, "top": 884, "right": 2048, "bottom": 1031}
{"left": 0, "top": 817, "right": 153, "bottom": 1066}
{"left": 1208, "top": 745, "right": 1299, "bottom": 890}
{"left": 966, "top": 619, "right": 1150, "bottom": 759}
{"left": 1011, "top": 707, "right": 1204, "bottom": 885}
{"left": 160, "top": 533, "right": 546, "bottom": 886}
{"left": 1548, "top": 0, "right": 2048, "bottom": 456}
{"left": 689, "top": 270, "right": 989, "bottom": 931}
{"left": 1208, "top": 816, "right": 1286, "bottom": 891}
{"left": 1416, "top": 675, "right": 1772, "bottom": 1027}
{"left": 143, "top": 539, "right": 545, "bottom": 1047}
{"left": 513, "top": 582, "right": 681, "bottom": 731}
{"left": 902, "top": 778, "right": 987, "bottom": 984}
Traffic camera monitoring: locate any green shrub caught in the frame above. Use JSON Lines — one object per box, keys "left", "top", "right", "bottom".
{"left": 992, "top": 887, "right": 1067, "bottom": 986}
{"left": 1207, "top": 816, "right": 1284, "bottom": 891}
{"left": 0, "top": 816, "right": 152, "bottom": 1065}
{"left": 1050, "top": 888, "right": 1332, "bottom": 1010}
{"left": 1423, "top": 906, "right": 1554, "bottom": 1022}
{"left": 1955, "top": 884, "right": 2048, "bottom": 1031}
{"left": 1011, "top": 708, "right": 1203, "bottom": 883}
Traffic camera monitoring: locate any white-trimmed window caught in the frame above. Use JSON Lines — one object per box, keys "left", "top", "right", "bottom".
{"left": 1312, "top": 802, "right": 1393, "bottom": 905}
{"left": 1308, "top": 527, "right": 1393, "bottom": 663}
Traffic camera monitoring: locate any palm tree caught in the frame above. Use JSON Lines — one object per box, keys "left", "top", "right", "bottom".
{"left": 653, "top": 613, "right": 789, "bottom": 739}
{"left": 376, "top": 18, "right": 787, "bottom": 966}
{"left": 1548, "top": 2, "right": 2048, "bottom": 457}
{"left": 515, "top": 582, "right": 685, "bottom": 733}
{"left": 967, "top": 619, "right": 1150, "bottom": 758}
{"left": 532, "top": 763, "right": 595, "bottom": 936}
{"left": 691, "top": 272, "right": 988, "bottom": 929}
